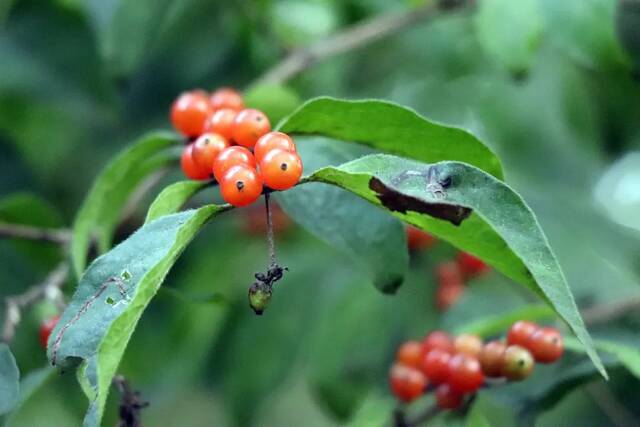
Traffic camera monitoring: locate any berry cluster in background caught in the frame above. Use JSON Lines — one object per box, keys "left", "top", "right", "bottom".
{"left": 389, "top": 320, "right": 564, "bottom": 410}
{"left": 171, "top": 88, "right": 303, "bottom": 207}
{"left": 406, "top": 226, "right": 490, "bottom": 311}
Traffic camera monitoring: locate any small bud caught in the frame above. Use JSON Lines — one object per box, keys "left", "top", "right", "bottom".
{"left": 248, "top": 282, "right": 272, "bottom": 315}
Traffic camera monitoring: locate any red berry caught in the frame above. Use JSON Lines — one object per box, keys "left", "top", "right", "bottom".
{"left": 436, "top": 262, "right": 464, "bottom": 287}
{"left": 396, "top": 341, "right": 424, "bottom": 369}
{"left": 232, "top": 108, "right": 271, "bottom": 148}
{"left": 171, "top": 91, "right": 213, "bottom": 137}
{"left": 436, "top": 272, "right": 464, "bottom": 311}
{"left": 192, "top": 133, "right": 230, "bottom": 171}
{"left": 507, "top": 320, "right": 539, "bottom": 348}
{"left": 421, "top": 348, "right": 451, "bottom": 384}
{"left": 457, "top": 251, "right": 489, "bottom": 278}
{"left": 502, "top": 345, "right": 535, "bottom": 380}
{"left": 528, "top": 327, "right": 564, "bottom": 363}
{"left": 422, "top": 331, "right": 454, "bottom": 354}
{"left": 210, "top": 87, "right": 244, "bottom": 111}
{"left": 389, "top": 364, "right": 427, "bottom": 403}
{"left": 454, "top": 334, "right": 483, "bottom": 357}
{"left": 213, "top": 146, "right": 256, "bottom": 182}
{"left": 447, "top": 353, "right": 484, "bottom": 393}
{"left": 259, "top": 149, "right": 303, "bottom": 191}
{"left": 181, "top": 144, "right": 211, "bottom": 180}
{"left": 39, "top": 316, "right": 60, "bottom": 349}
{"left": 220, "top": 165, "right": 263, "bottom": 207}
{"left": 254, "top": 132, "right": 296, "bottom": 163}
{"left": 435, "top": 383, "right": 463, "bottom": 410}
{"left": 479, "top": 340, "right": 507, "bottom": 377}
{"left": 204, "top": 108, "right": 238, "bottom": 140}
{"left": 406, "top": 226, "right": 436, "bottom": 251}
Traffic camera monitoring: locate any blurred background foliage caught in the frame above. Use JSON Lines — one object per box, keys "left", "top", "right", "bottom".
{"left": 1, "top": 0, "right": 640, "bottom": 425}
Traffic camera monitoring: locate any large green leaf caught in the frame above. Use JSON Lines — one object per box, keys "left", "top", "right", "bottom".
{"left": 276, "top": 137, "right": 408, "bottom": 293}
{"left": 145, "top": 180, "right": 208, "bottom": 224}
{"left": 49, "top": 205, "right": 226, "bottom": 427}
{"left": 0, "top": 344, "right": 19, "bottom": 415}
{"left": 277, "top": 97, "right": 503, "bottom": 179}
{"left": 303, "top": 154, "right": 604, "bottom": 376}
{"left": 3, "top": 366, "right": 55, "bottom": 426}
{"left": 71, "top": 132, "right": 180, "bottom": 277}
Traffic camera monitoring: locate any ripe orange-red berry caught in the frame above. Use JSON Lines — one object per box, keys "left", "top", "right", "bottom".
{"left": 436, "top": 263, "right": 465, "bottom": 311}
{"left": 396, "top": 341, "right": 424, "bottom": 369}
{"left": 454, "top": 334, "right": 483, "bottom": 357}
{"left": 254, "top": 132, "right": 296, "bottom": 163}
{"left": 260, "top": 149, "right": 303, "bottom": 191}
{"left": 447, "top": 353, "right": 484, "bottom": 394}
{"left": 507, "top": 320, "right": 539, "bottom": 348}
{"left": 232, "top": 109, "right": 271, "bottom": 148}
{"left": 502, "top": 345, "right": 535, "bottom": 380}
{"left": 435, "top": 383, "right": 463, "bottom": 410}
{"left": 406, "top": 226, "right": 436, "bottom": 251}
{"left": 220, "top": 165, "right": 263, "bottom": 207}
{"left": 389, "top": 364, "right": 427, "bottom": 403}
{"left": 421, "top": 348, "right": 451, "bottom": 384}
{"left": 457, "top": 251, "right": 489, "bottom": 278}
{"left": 213, "top": 146, "right": 256, "bottom": 182}
{"left": 39, "top": 316, "right": 60, "bottom": 349}
{"left": 479, "top": 340, "right": 507, "bottom": 377}
{"left": 171, "top": 91, "right": 214, "bottom": 137}
{"left": 422, "top": 331, "right": 454, "bottom": 354}
{"left": 528, "top": 327, "right": 564, "bottom": 363}
{"left": 210, "top": 87, "right": 244, "bottom": 111}
{"left": 192, "top": 133, "right": 230, "bottom": 171}
{"left": 181, "top": 144, "right": 211, "bottom": 180}
{"left": 204, "top": 108, "right": 238, "bottom": 140}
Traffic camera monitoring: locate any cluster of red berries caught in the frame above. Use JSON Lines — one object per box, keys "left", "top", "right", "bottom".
{"left": 39, "top": 315, "right": 60, "bottom": 349}
{"left": 389, "top": 320, "right": 564, "bottom": 409}
{"left": 171, "top": 88, "right": 303, "bottom": 207}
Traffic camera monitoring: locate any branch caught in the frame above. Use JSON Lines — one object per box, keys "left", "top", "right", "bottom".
{"left": 253, "top": 0, "right": 471, "bottom": 86}
{"left": 0, "top": 222, "right": 71, "bottom": 245}
{"left": 582, "top": 295, "right": 640, "bottom": 326}
{"left": 1, "top": 262, "right": 68, "bottom": 343}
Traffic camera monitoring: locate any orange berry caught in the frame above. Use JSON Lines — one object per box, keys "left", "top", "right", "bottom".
{"left": 422, "top": 331, "right": 455, "bottom": 354}
{"left": 479, "top": 340, "right": 507, "bottom": 377}
{"left": 396, "top": 341, "right": 424, "bottom": 369}
{"left": 204, "top": 108, "right": 238, "bottom": 140}
{"left": 220, "top": 165, "right": 263, "bottom": 207}
{"left": 528, "top": 327, "right": 564, "bottom": 363}
{"left": 435, "top": 383, "right": 463, "bottom": 410}
{"left": 254, "top": 132, "right": 296, "bottom": 163}
{"left": 259, "top": 149, "right": 303, "bottom": 190}
{"left": 406, "top": 226, "right": 436, "bottom": 251}
{"left": 171, "top": 91, "right": 213, "bottom": 137}
{"left": 454, "top": 334, "right": 483, "bottom": 357}
{"left": 181, "top": 144, "right": 211, "bottom": 180}
{"left": 232, "top": 109, "right": 271, "bottom": 148}
{"left": 389, "top": 364, "right": 427, "bottom": 403}
{"left": 210, "top": 87, "right": 244, "bottom": 111}
{"left": 213, "top": 146, "right": 256, "bottom": 182}
{"left": 507, "top": 320, "right": 539, "bottom": 348}
{"left": 192, "top": 133, "right": 230, "bottom": 171}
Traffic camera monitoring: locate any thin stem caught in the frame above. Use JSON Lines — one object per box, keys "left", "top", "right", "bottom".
{"left": 264, "top": 193, "right": 276, "bottom": 268}
{"left": 252, "top": 0, "right": 471, "bottom": 86}
{"left": 0, "top": 222, "right": 71, "bottom": 245}
{"left": 1, "top": 262, "right": 68, "bottom": 343}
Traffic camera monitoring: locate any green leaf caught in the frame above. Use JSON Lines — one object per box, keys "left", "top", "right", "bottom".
{"left": 49, "top": 205, "right": 226, "bottom": 427}
{"left": 345, "top": 394, "right": 395, "bottom": 427}
{"left": 304, "top": 154, "right": 605, "bottom": 377}
{"left": 145, "top": 180, "right": 208, "bottom": 224}
{"left": 276, "top": 137, "right": 408, "bottom": 293}
{"left": 71, "top": 132, "right": 180, "bottom": 277}
{"left": 475, "top": 0, "right": 543, "bottom": 74}
{"left": 277, "top": 97, "right": 503, "bottom": 179}
{"left": 565, "top": 336, "right": 640, "bottom": 379}
{"left": 0, "top": 344, "right": 19, "bottom": 415}
{"left": 244, "top": 84, "right": 302, "bottom": 125}
{"left": 3, "top": 366, "right": 55, "bottom": 426}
